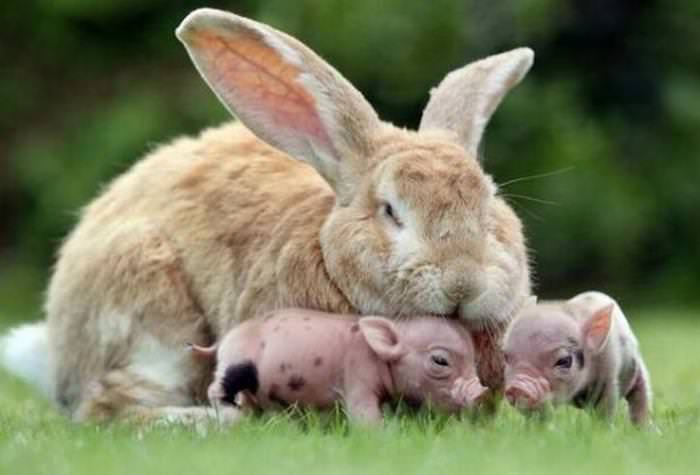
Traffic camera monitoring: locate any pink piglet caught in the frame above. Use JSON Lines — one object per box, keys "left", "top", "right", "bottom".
{"left": 189, "top": 308, "right": 488, "bottom": 424}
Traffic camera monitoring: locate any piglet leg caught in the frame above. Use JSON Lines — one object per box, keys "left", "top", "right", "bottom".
{"left": 345, "top": 389, "right": 383, "bottom": 425}
{"left": 625, "top": 363, "right": 652, "bottom": 427}
{"left": 593, "top": 381, "right": 619, "bottom": 422}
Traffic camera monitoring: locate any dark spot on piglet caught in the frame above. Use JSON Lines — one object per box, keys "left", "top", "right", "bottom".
{"left": 259, "top": 340, "right": 266, "bottom": 350}
{"left": 279, "top": 363, "right": 289, "bottom": 373}
{"left": 221, "top": 360, "right": 259, "bottom": 406}
{"left": 350, "top": 324, "right": 359, "bottom": 333}
{"left": 288, "top": 375, "right": 306, "bottom": 391}
{"left": 313, "top": 357, "right": 323, "bottom": 367}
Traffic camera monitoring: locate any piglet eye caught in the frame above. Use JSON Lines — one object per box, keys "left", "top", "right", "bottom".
{"left": 431, "top": 354, "right": 449, "bottom": 367}
{"left": 382, "top": 202, "right": 403, "bottom": 227}
{"left": 554, "top": 355, "right": 573, "bottom": 369}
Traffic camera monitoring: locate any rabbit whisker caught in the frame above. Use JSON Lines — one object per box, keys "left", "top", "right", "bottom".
{"left": 497, "top": 166, "right": 574, "bottom": 188}
{"left": 507, "top": 200, "right": 545, "bottom": 222}
{"left": 501, "top": 193, "right": 559, "bottom": 206}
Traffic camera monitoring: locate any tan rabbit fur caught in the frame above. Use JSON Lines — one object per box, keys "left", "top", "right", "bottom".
{"left": 40, "top": 9, "right": 534, "bottom": 423}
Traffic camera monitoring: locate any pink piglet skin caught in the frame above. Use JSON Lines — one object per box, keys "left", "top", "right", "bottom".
{"left": 193, "top": 308, "right": 488, "bottom": 424}
{"left": 502, "top": 292, "right": 652, "bottom": 426}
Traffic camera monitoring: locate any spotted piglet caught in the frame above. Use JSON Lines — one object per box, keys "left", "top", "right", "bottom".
{"left": 502, "top": 292, "right": 652, "bottom": 426}
{"left": 189, "top": 308, "right": 488, "bottom": 424}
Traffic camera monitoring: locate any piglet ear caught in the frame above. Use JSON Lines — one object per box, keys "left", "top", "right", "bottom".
{"left": 582, "top": 304, "right": 614, "bottom": 353}
{"left": 358, "top": 317, "right": 405, "bottom": 362}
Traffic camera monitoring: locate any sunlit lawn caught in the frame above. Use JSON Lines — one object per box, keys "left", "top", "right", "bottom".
{"left": 1, "top": 309, "right": 698, "bottom": 475}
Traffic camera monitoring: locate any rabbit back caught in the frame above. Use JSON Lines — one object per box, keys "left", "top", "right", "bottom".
{"left": 61, "top": 121, "right": 351, "bottom": 331}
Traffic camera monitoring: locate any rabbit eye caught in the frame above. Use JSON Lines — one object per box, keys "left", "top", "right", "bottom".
{"left": 382, "top": 202, "right": 403, "bottom": 227}
{"left": 554, "top": 355, "right": 573, "bottom": 369}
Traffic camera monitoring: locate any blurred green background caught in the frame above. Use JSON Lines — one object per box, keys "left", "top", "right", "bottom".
{"left": 1, "top": 0, "right": 699, "bottom": 323}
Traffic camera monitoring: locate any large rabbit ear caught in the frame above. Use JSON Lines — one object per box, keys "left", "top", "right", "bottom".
{"left": 176, "top": 8, "right": 380, "bottom": 192}
{"left": 419, "top": 48, "right": 534, "bottom": 158}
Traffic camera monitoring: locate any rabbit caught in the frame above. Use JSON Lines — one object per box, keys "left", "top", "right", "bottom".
{"left": 3, "top": 8, "right": 534, "bottom": 424}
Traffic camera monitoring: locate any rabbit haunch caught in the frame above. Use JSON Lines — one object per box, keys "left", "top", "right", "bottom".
{"left": 13, "top": 8, "right": 534, "bottom": 423}
{"left": 502, "top": 292, "right": 652, "bottom": 426}
{"left": 191, "top": 308, "right": 488, "bottom": 423}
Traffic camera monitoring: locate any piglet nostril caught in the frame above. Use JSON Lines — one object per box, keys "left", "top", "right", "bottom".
{"left": 505, "top": 386, "right": 522, "bottom": 405}
{"left": 505, "top": 386, "right": 536, "bottom": 408}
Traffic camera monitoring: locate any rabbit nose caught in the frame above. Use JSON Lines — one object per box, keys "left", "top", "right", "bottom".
{"left": 442, "top": 271, "right": 484, "bottom": 304}
{"left": 446, "top": 283, "right": 469, "bottom": 303}
{"left": 443, "top": 276, "right": 484, "bottom": 303}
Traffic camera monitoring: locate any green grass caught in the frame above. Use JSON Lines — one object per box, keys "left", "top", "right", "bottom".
{"left": 1, "top": 309, "right": 698, "bottom": 475}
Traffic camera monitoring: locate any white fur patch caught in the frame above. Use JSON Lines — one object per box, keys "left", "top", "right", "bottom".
{"left": 459, "top": 263, "right": 521, "bottom": 326}
{"left": 128, "top": 334, "right": 188, "bottom": 392}
{"left": 97, "top": 310, "right": 133, "bottom": 347}
{"left": 382, "top": 179, "right": 424, "bottom": 261}
{"left": 0, "top": 322, "right": 52, "bottom": 396}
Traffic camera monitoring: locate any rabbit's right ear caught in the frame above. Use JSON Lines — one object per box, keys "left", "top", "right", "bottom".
{"left": 176, "top": 9, "right": 380, "bottom": 195}
{"left": 419, "top": 48, "right": 534, "bottom": 159}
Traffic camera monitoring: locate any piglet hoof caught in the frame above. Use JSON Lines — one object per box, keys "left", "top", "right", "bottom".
{"left": 632, "top": 416, "right": 660, "bottom": 433}
{"left": 647, "top": 421, "right": 662, "bottom": 435}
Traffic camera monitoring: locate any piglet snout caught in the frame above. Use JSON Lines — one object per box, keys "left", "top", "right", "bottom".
{"left": 504, "top": 374, "right": 550, "bottom": 410}
{"left": 452, "top": 376, "right": 489, "bottom": 408}
{"left": 505, "top": 386, "right": 534, "bottom": 408}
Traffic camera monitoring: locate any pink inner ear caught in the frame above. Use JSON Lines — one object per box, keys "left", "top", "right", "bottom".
{"left": 585, "top": 304, "right": 614, "bottom": 351}
{"left": 189, "top": 30, "right": 335, "bottom": 158}
{"left": 359, "top": 318, "right": 404, "bottom": 361}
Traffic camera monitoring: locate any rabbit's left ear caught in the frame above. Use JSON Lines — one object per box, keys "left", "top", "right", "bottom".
{"left": 419, "top": 48, "right": 534, "bottom": 159}
{"left": 176, "top": 8, "right": 380, "bottom": 194}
